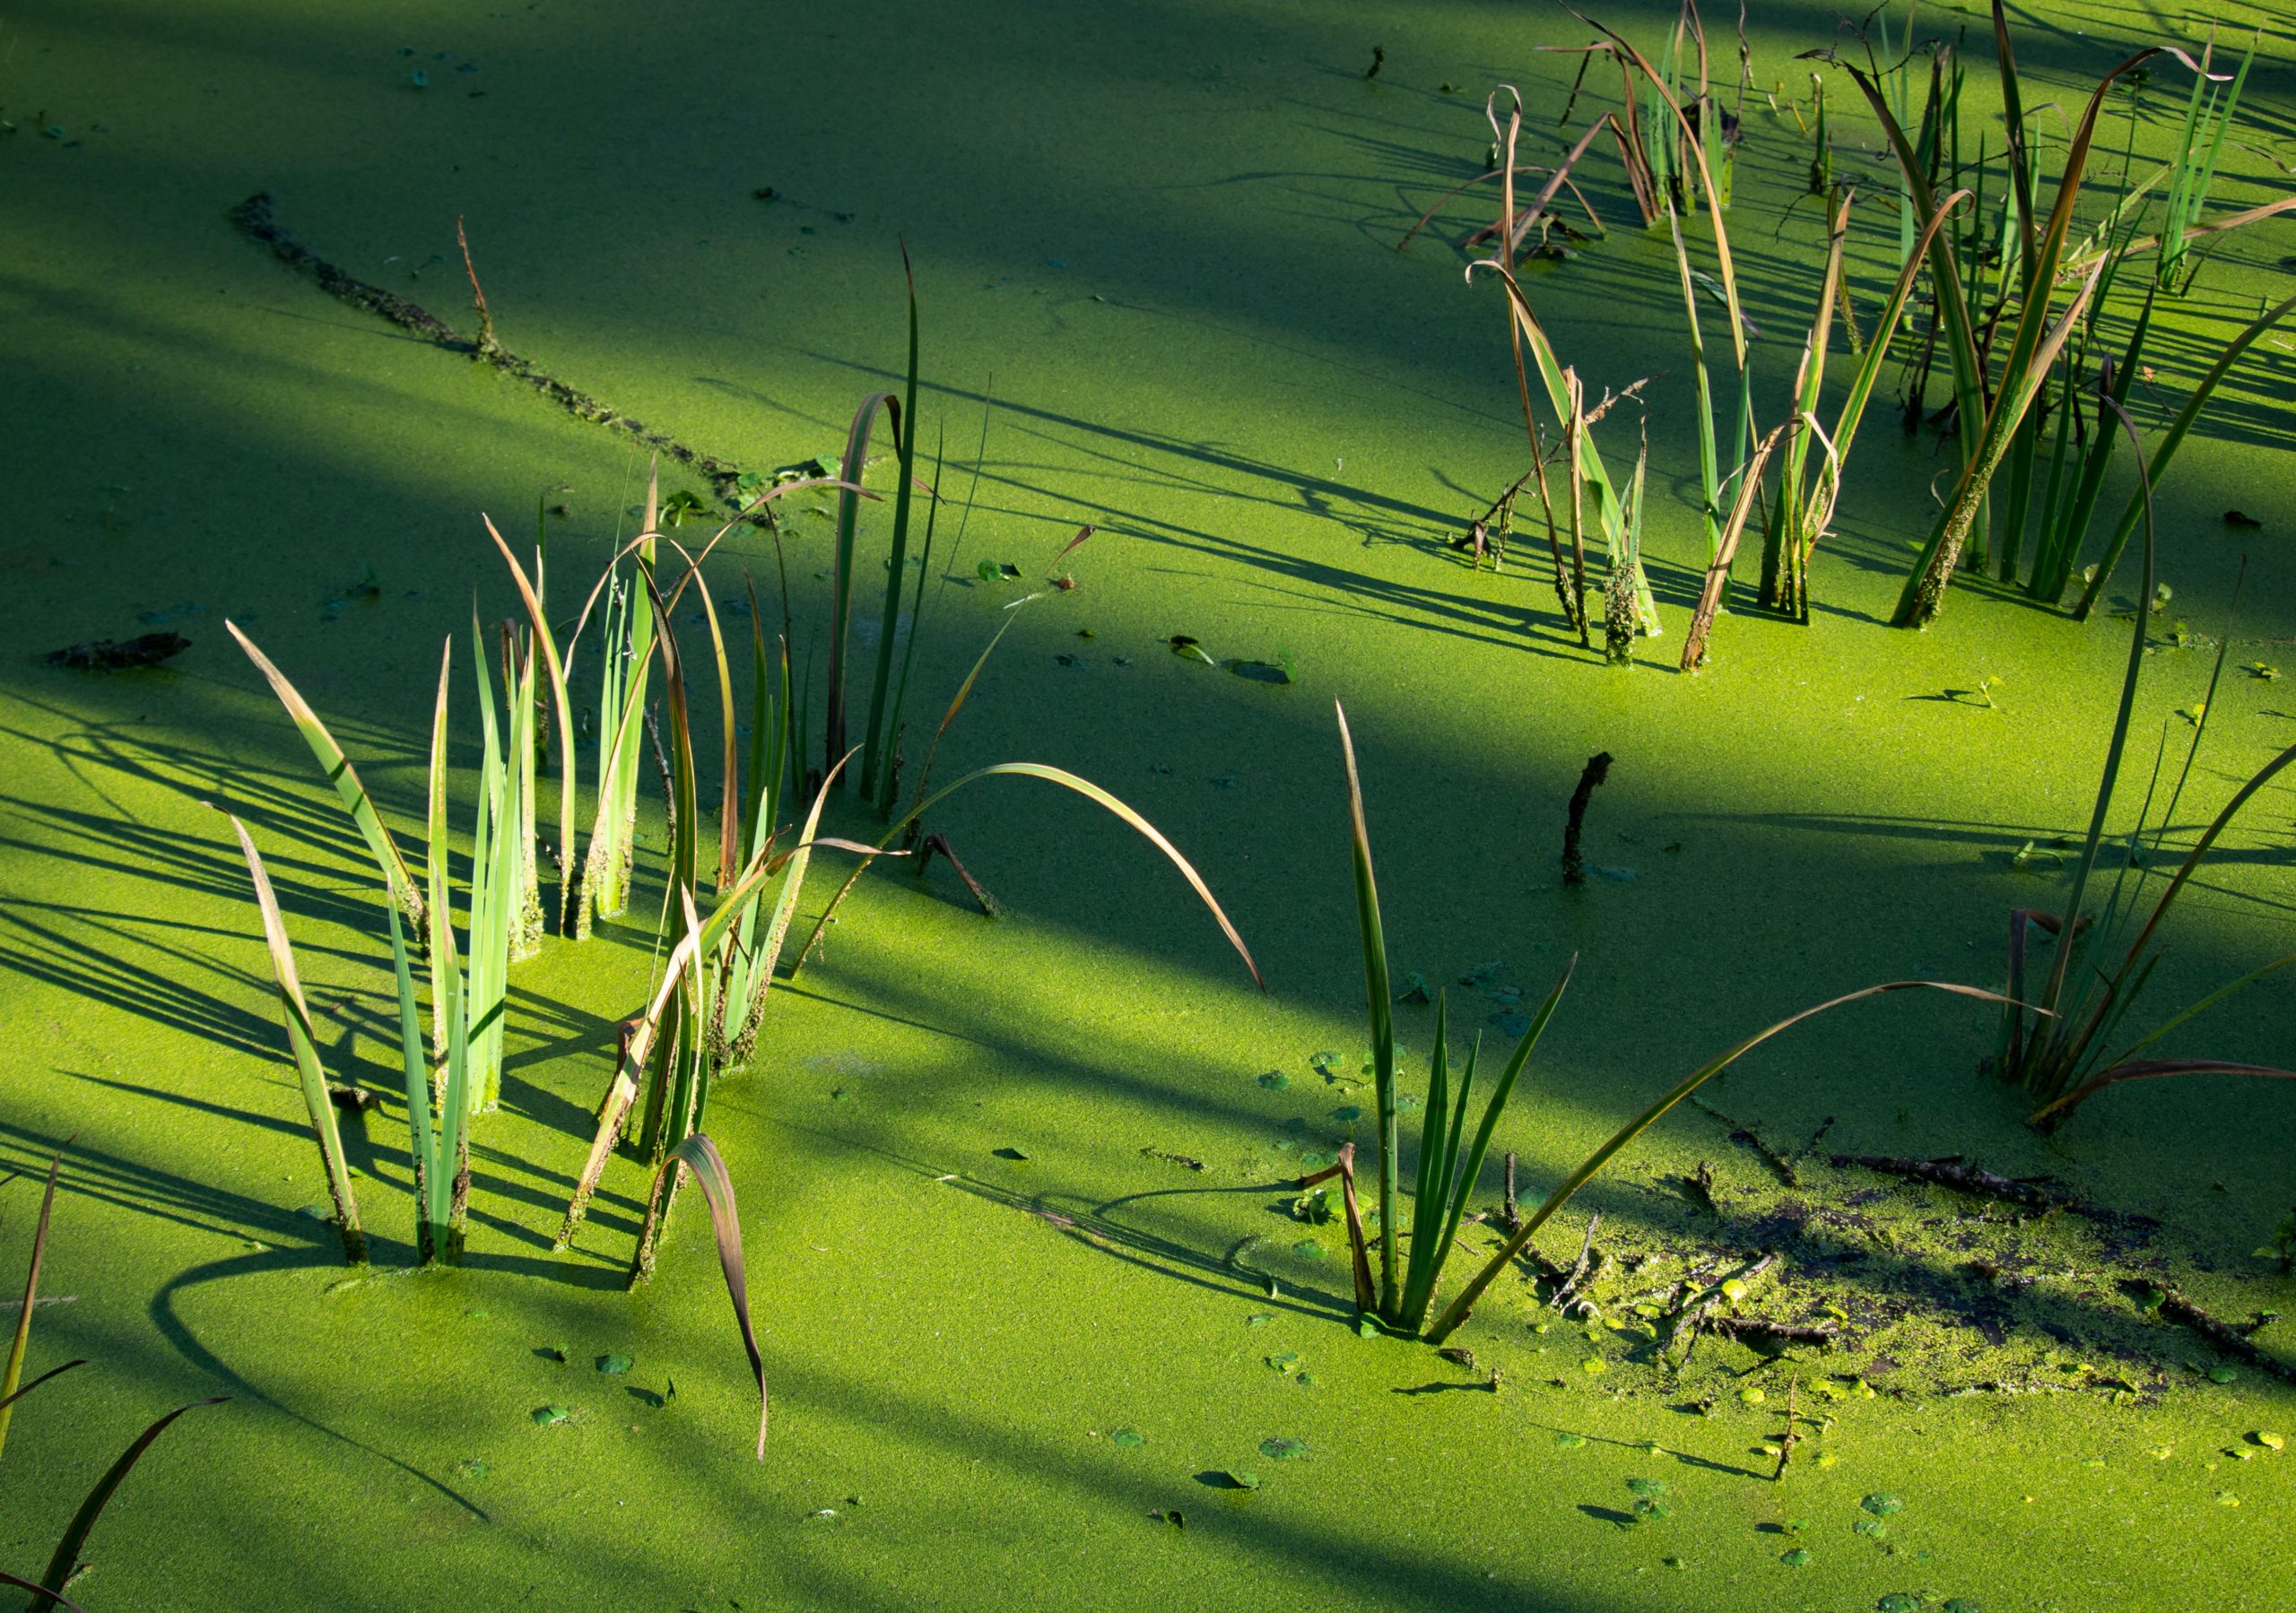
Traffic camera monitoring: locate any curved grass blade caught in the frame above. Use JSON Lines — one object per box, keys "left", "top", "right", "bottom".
{"left": 0, "top": 1569, "right": 86, "bottom": 1613}
{"left": 0, "top": 1357, "right": 88, "bottom": 1420}
{"left": 2030, "top": 1058, "right": 2296, "bottom": 1131}
{"left": 789, "top": 763, "right": 1264, "bottom": 994}
{"left": 1335, "top": 698, "right": 1398, "bottom": 1317}
{"left": 2072, "top": 291, "right": 2296, "bottom": 619}
{"left": 1424, "top": 980, "right": 2025, "bottom": 1343}
{"left": 29, "top": 1396, "right": 229, "bottom": 1610}
{"left": 224, "top": 815, "right": 366, "bottom": 1264}
{"left": 226, "top": 621, "right": 424, "bottom": 939}
{"left": 653, "top": 1133, "right": 769, "bottom": 1459}
{"left": 483, "top": 515, "right": 579, "bottom": 932}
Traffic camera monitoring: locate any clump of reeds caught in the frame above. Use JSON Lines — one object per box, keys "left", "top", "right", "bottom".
{"left": 1995, "top": 411, "right": 2296, "bottom": 1128}
{"left": 1328, "top": 700, "right": 2015, "bottom": 1342}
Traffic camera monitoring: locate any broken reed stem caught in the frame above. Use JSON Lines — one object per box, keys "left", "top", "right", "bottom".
{"left": 1503, "top": 1150, "right": 1520, "bottom": 1232}
{"left": 456, "top": 214, "right": 499, "bottom": 360}
{"left": 917, "top": 832, "right": 1000, "bottom": 916}
{"left": 1550, "top": 1211, "right": 1603, "bottom": 1313}
{"left": 1559, "top": 750, "right": 1613, "bottom": 886}
{"left": 1297, "top": 1142, "right": 1378, "bottom": 1317}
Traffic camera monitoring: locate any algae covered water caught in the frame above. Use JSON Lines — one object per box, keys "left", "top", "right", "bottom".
{"left": 2, "top": 0, "right": 2292, "bottom": 1607}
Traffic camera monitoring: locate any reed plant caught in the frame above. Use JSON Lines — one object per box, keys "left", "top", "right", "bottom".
{"left": 1328, "top": 700, "right": 2014, "bottom": 1340}
{"left": 1996, "top": 408, "right": 2296, "bottom": 1129}
{"left": 1, "top": 1183, "right": 228, "bottom": 1608}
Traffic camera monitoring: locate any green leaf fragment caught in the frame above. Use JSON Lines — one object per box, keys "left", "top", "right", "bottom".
{"left": 1109, "top": 1427, "right": 1144, "bottom": 1448}
{"left": 532, "top": 1405, "right": 569, "bottom": 1426}
{"left": 1780, "top": 1548, "right": 1812, "bottom": 1567}
{"left": 1259, "top": 1436, "right": 1309, "bottom": 1461}
{"left": 597, "top": 1353, "right": 633, "bottom": 1375}
{"left": 1861, "top": 1493, "right": 1905, "bottom": 1517}
{"left": 1257, "top": 1071, "right": 1291, "bottom": 1090}
{"left": 1554, "top": 1431, "right": 1587, "bottom": 1449}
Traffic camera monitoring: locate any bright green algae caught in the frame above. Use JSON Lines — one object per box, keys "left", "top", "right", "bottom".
{"left": 1, "top": 0, "right": 2292, "bottom": 1608}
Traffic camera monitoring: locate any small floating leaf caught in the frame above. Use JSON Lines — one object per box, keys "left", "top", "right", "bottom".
{"left": 1780, "top": 1548, "right": 1812, "bottom": 1567}
{"left": 1581, "top": 1357, "right": 1606, "bottom": 1375}
{"left": 1861, "top": 1493, "right": 1905, "bottom": 1517}
{"left": 453, "top": 1458, "right": 489, "bottom": 1480}
{"left": 532, "top": 1405, "right": 569, "bottom": 1426}
{"left": 1259, "top": 1435, "right": 1309, "bottom": 1461}
{"left": 1854, "top": 1519, "right": 1888, "bottom": 1540}
{"left": 1225, "top": 1470, "right": 1262, "bottom": 1489}
{"left": 2207, "top": 1365, "right": 2239, "bottom": 1384}
{"left": 1625, "top": 1478, "right": 1667, "bottom": 1498}
{"left": 1492, "top": 1012, "right": 1532, "bottom": 1037}
{"left": 1291, "top": 1240, "right": 1325, "bottom": 1260}
{"left": 596, "top": 1353, "right": 633, "bottom": 1375}
{"left": 1878, "top": 1596, "right": 1922, "bottom": 1613}
{"left": 1257, "top": 1071, "right": 1291, "bottom": 1091}
{"left": 2254, "top": 1432, "right": 2285, "bottom": 1451}
{"left": 1331, "top": 1105, "right": 1363, "bottom": 1123}
{"left": 1739, "top": 1387, "right": 1766, "bottom": 1405}
{"left": 1247, "top": 1313, "right": 1273, "bottom": 1328}
{"left": 1554, "top": 1431, "right": 1587, "bottom": 1449}
{"left": 1109, "top": 1427, "right": 1144, "bottom": 1448}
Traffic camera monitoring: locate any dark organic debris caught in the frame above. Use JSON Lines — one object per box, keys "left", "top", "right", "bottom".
{"left": 1834, "top": 1154, "right": 2158, "bottom": 1230}
{"left": 228, "top": 195, "right": 754, "bottom": 501}
{"left": 2222, "top": 510, "right": 2263, "bottom": 528}
{"left": 2153, "top": 1287, "right": 2296, "bottom": 1386}
{"left": 1559, "top": 750, "right": 1613, "bottom": 886}
{"left": 44, "top": 632, "right": 190, "bottom": 671}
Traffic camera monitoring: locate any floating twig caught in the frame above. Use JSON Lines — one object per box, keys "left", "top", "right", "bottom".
{"left": 1833, "top": 1154, "right": 2157, "bottom": 1229}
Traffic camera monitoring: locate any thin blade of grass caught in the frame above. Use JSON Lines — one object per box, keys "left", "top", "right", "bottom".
{"left": 29, "top": 1397, "right": 229, "bottom": 1611}
{"left": 226, "top": 621, "right": 423, "bottom": 938}
{"left": 2073, "top": 291, "right": 2295, "bottom": 619}
{"left": 483, "top": 515, "right": 579, "bottom": 932}
{"left": 224, "top": 815, "right": 366, "bottom": 1263}
{"left": 655, "top": 1132, "right": 769, "bottom": 1459}
{"left": 0, "top": 1153, "right": 61, "bottom": 1460}
{"left": 0, "top": 1357, "right": 88, "bottom": 1420}
{"left": 790, "top": 760, "right": 1265, "bottom": 994}
{"left": 1335, "top": 698, "right": 1398, "bottom": 1317}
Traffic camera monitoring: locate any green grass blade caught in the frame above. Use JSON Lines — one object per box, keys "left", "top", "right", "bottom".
{"left": 1335, "top": 698, "right": 1398, "bottom": 1317}
{"left": 225, "top": 815, "right": 366, "bottom": 1263}
{"left": 1424, "top": 980, "right": 2023, "bottom": 1343}
{"left": 30, "top": 1398, "right": 229, "bottom": 1610}
{"left": 827, "top": 392, "right": 900, "bottom": 785}
{"left": 0, "top": 1153, "right": 61, "bottom": 1461}
{"left": 791, "top": 757, "right": 1265, "bottom": 998}
{"left": 387, "top": 904, "right": 440, "bottom": 1264}
{"left": 0, "top": 1358, "right": 89, "bottom": 1422}
{"left": 2073, "top": 291, "right": 2296, "bottom": 618}
{"left": 862, "top": 247, "right": 924, "bottom": 802}
{"left": 1400, "top": 996, "right": 1454, "bottom": 1323}
{"left": 226, "top": 621, "right": 423, "bottom": 939}
{"left": 483, "top": 515, "right": 579, "bottom": 932}
{"left": 1406, "top": 954, "right": 1576, "bottom": 1331}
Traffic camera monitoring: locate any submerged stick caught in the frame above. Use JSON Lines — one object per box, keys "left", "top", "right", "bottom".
{"left": 1559, "top": 750, "right": 1613, "bottom": 886}
{"left": 230, "top": 195, "right": 752, "bottom": 496}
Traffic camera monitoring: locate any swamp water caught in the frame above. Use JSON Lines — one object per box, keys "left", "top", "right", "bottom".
{"left": 1, "top": 0, "right": 2292, "bottom": 1607}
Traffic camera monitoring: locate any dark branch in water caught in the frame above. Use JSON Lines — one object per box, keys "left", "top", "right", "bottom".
{"left": 229, "top": 194, "right": 751, "bottom": 496}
